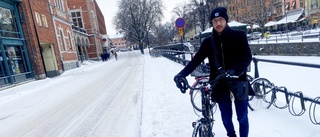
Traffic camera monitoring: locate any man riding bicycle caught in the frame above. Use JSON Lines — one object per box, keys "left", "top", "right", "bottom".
{"left": 174, "top": 7, "right": 253, "bottom": 137}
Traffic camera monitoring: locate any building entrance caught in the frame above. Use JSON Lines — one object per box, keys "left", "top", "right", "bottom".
{"left": 0, "top": 1, "right": 33, "bottom": 87}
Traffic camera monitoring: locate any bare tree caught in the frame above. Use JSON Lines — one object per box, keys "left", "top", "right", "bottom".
{"left": 238, "top": 0, "right": 273, "bottom": 26}
{"left": 151, "top": 22, "right": 177, "bottom": 46}
{"left": 190, "top": 0, "right": 213, "bottom": 32}
{"left": 113, "top": 0, "right": 164, "bottom": 54}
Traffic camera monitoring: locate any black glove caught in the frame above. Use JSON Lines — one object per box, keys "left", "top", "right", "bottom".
{"left": 226, "top": 69, "right": 236, "bottom": 76}
{"left": 173, "top": 74, "right": 188, "bottom": 93}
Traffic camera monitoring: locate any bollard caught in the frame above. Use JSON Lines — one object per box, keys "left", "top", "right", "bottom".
{"left": 253, "top": 58, "right": 259, "bottom": 78}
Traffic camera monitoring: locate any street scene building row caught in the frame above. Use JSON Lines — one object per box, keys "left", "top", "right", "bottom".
{"left": 0, "top": 0, "right": 110, "bottom": 88}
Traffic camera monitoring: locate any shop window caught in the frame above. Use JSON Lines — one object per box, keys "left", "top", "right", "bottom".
{"left": 6, "top": 46, "right": 26, "bottom": 75}
{"left": 0, "top": 7, "right": 19, "bottom": 38}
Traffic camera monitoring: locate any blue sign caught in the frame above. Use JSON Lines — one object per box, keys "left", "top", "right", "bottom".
{"left": 175, "top": 18, "right": 186, "bottom": 28}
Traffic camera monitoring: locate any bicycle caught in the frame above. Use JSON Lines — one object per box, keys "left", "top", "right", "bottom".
{"left": 248, "top": 77, "right": 288, "bottom": 111}
{"left": 189, "top": 72, "right": 212, "bottom": 112}
{"left": 178, "top": 73, "right": 238, "bottom": 137}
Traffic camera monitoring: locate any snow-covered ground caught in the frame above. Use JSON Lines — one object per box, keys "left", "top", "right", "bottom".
{"left": 0, "top": 50, "right": 319, "bottom": 137}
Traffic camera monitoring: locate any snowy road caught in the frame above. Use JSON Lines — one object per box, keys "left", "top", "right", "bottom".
{"left": 0, "top": 51, "right": 144, "bottom": 137}
{"left": 1, "top": 50, "right": 320, "bottom": 137}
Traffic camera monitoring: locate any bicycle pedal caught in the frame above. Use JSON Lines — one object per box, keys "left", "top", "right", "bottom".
{"left": 192, "top": 122, "right": 196, "bottom": 128}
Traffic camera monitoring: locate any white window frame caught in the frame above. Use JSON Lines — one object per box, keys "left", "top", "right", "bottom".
{"left": 35, "top": 12, "right": 42, "bottom": 26}
{"left": 60, "top": 30, "right": 66, "bottom": 51}
{"left": 71, "top": 10, "right": 84, "bottom": 28}
{"left": 41, "top": 14, "right": 48, "bottom": 28}
{"left": 55, "top": 0, "right": 65, "bottom": 11}
{"left": 68, "top": 33, "right": 73, "bottom": 51}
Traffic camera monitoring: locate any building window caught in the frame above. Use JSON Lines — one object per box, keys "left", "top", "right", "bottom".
{"left": 71, "top": 11, "right": 83, "bottom": 28}
{"left": 68, "top": 33, "right": 73, "bottom": 51}
{"left": 55, "top": 0, "right": 64, "bottom": 11}
{"left": 60, "top": 30, "right": 66, "bottom": 51}
{"left": 312, "top": 0, "right": 318, "bottom": 9}
{"left": 35, "top": 12, "right": 42, "bottom": 26}
{"left": 285, "top": 2, "right": 290, "bottom": 11}
{"left": 41, "top": 14, "right": 48, "bottom": 27}
{"left": 0, "top": 7, "right": 19, "bottom": 38}
{"left": 292, "top": 1, "right": 296, "bottom": 10}
{"left": 300, "top": 1, "right": 304, "bottom": 8}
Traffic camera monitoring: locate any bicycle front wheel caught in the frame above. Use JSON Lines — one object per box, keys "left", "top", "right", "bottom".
{"left": 248, "top": 78, "right": 274, "bottom": 111}
{"left": 192, "top": 123, "right": 214, "bottom": 137}
{"left": 190, "top": 80, "right": 206, "bottom": 112}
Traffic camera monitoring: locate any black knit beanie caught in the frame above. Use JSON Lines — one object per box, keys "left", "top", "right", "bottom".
{"left": 210, "top": 7, "right": 228, "bottom": 23}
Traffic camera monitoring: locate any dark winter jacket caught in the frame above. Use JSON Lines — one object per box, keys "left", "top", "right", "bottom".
{"left": 178, "top": 25, "right": 252, "bottom": 82}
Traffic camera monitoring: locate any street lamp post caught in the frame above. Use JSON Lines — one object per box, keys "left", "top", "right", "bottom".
{"left": 198, "top": 0, "right": 205, "bottom": 64}
{"left": 199, "top": 0, "right": 205, "bottom": 31}
{"left": 285, "top": 10, "right": 289, "bottom": 42}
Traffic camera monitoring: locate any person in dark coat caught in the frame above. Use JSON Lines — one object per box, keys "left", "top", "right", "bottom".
{"left": 174, "top": 7, "right": 252, "bottom": 137}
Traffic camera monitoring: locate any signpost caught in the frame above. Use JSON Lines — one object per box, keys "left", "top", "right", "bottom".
{"left": 175, "top": 17, "right": 185, "bottom": 28}
{"left": 175, "top": 18, "right": 185, "bottom": 36}
{"left": 175, "top": 18, "right": 186, "bottom": 59}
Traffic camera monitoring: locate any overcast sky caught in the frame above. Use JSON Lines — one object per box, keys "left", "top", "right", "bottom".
{"left": 96, "top": 0, "right": 187, "bottom": 35}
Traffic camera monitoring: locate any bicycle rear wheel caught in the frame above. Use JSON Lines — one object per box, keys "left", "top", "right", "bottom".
{"left": 248, "top": 78, "right": 274, "bottom": 111}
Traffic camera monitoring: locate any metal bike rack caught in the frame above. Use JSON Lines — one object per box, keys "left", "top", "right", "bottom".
{"left": 252, "top": 57, "right": 320, "bottom": 125}
{"left": 158, "top": 50, "right": 320, "bottom": 125}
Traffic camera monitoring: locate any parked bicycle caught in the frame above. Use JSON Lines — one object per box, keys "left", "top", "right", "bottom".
{"left": 178, "top": 73, "right": 238, "bottom": 137}
{"left": 248, "top": 77, "right": 288, "bottom": 111}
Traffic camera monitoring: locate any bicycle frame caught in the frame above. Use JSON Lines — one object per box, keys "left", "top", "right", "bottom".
{"left": 180, "top": 73, "right": 238, "bottom": 137}
{"left": 192, "top": 83, "right": 215, "bottom": 137}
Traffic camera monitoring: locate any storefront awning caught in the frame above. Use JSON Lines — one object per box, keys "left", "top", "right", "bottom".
{"left": 264, "top": 21, "right": 277, "bottom": 27}
{"left": 276, "top": 9, "right": 304, "bottom": 25}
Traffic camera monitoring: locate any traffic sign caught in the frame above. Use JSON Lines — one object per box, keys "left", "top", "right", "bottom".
{"left": 178, "top": 28, "right": 183, "bottom": 36}
{"left": 175, "top": 18, "right": 186, "bottom": 28}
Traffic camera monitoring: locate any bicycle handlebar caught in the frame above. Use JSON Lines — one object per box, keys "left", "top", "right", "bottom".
{"left": 179, "top": 73, "right": 239, "bottom": 91}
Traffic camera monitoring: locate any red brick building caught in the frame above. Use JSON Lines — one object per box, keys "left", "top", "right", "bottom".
{"left": 67, "top": 0, "right": 106, "bottom": 61}
{"left": 0, "top": 0, "right": 106, "bottom": 88}
{"left": 48, "top": 0, "right": 79, "bottom": 71}
{"left": 20, "top": 0, "right": 63, "bottom": 78}
{"left": 109, "top": 34, "right": 128, "bottom": 50}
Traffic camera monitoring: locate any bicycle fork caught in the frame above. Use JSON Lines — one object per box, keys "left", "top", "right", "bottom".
{"left": 192, "top": 117, "right": 215, "bottom": 137}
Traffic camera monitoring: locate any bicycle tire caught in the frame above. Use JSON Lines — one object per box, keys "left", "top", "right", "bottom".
{"left": 248, "top": 78, "right": 274, "bottom": 111}
{"left": 190, "top": 79, "right": 207, "bottom": 112}
{"left": 192, "top": 122, "right": 200, "bottom": 137}
{"left": 190, "top": 79, "right": 218, "bottom": 113}
{"left": 192, "top": 123, "right": 214, "bottom": 137}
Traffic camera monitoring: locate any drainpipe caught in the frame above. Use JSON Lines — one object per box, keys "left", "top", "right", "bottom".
{"left": 19, "top": 3, "right": 39, "bottom": 78}
{"left": 48, "top": 0, "right": 64, "bottom": 71}
{"left": 92, "top": 1, "right": 101, "bottom": 59}
{"left": 27, "top": 0, "right": 48, "bottom": 78}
